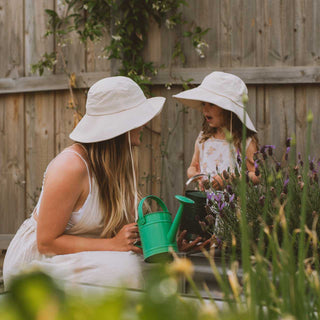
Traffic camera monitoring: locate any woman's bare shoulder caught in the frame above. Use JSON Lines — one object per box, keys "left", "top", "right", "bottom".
{"left": 45, "top": 149, "right": 89, "bottom": 185}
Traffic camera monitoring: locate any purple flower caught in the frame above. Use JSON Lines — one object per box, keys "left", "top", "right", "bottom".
{"left": 226, "top": 185, "right": 233, "bottom": 194}
{"left": 309, "top": 157, "right": 315, "bottom": 171}
{"left": 229, "top": 194, "right": 235, "bottom": 202}
{"left": 207, "top": 192, "right": 214, "bottom": 201}
{"left": 218, "top": 202, "right": 225, "bottom": 211}
{"left": 214, "top": 193, "right": 222, "bottom": 202}
{"left": 286, "top": 138, "right": 292, "bottom": 147}
{"left": 260, "top": 146, "right": 266, "bottom": 154}
{"left": 268, "top": 145, "right": 275, "bottom": 156}
{"left": 254, "top": 160, "right": 260, "bottom": 176}
{"left": 276, "top": 162, "right": 281, "bottom": 172}
{"left": 236, "top": 149, "right": 242, "bottom": 165}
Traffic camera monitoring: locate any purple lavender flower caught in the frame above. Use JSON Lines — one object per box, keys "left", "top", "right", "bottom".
{"left": 229, "top": 194, "right": 235, "bottom": 202}
{"left": 254, "top": 160, "right": 260, "bottom": 176}
{"left": 286, "top": 138, "right": 292, "bottom": 147}
{"left": 260, "top": 146, "right": 266, "bottom": 154}
{"left": 236, "top": 149, "right": 242, "bottom": 165}
{"left": 309, "top": 157, "right": 315, "bottom": 171}
{"left": 285, "top": 147, "right": 290, "bottom": 161}
{"left": 207, "top": 192, "right": 214, "bottom": 201}
{"left": 226, "top": 185, "right": 233, "bottom": 194}
{"left": 268, "top": 145, "right": 275, "bottom": 156}
{"left": 276, "top": 162, "right": 281, "bottom": 172}
{"left": 214, "top": 193, "right": 222, "bottom": 203}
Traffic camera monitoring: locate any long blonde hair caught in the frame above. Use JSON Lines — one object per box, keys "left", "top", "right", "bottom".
{"left": 82, "top": 133, "right": 137, "bottom": 238}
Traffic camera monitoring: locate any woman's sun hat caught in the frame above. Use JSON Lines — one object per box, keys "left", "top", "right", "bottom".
{"left": 70, "top": 76, "right": 166, "bottom": 143}
{"left": 172, "top": 71, "right": 256, "bottom": 132}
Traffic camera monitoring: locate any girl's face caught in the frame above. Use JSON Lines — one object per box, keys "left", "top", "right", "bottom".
{"left": 129, "top": 126, "right": 144, "bottom": 146}
{"left": 201, "top": 102, "right": 228, "bottom": 128}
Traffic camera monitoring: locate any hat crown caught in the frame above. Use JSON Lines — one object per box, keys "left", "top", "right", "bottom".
{"left": 86, "top": 76, "right": 146, "bottom": 116}
{"left": 201, "top": 72, "right": 247, "bottom": 105}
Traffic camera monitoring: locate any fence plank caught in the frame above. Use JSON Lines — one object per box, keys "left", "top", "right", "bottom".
{"left": 2, "top": 67, "right": 320, "bottom": 94}
{"left": 0, "top": 0, "right": 24, "bottom": 78}
{"left": 86, "top": 34, "right": 111, "bottom": 73}
{"left": 160, "top": 86, "right": 185, "bottom": 213}
{"left": 220, "top": 0, "right": 232, "bottom": 67}
{"left": 0, "top": 94, "right": 25, "bottom": 233}
{"left": 264, "top": 86, "right": 295, "bottom": 160}
{"left": 138, "top": 116, "right": 152, "bottom": 197}
{"left": 25, "top": 92, "right": 55, "bottom": 215}
{"left": 55, "top": 90, "right": 86, "bottom": 154}
{"left": 295, "top": 0, "right": 320, "bottom": 158}
{"left": 55, "top": 0, "right": 85, "bottom": 74}
{"left": 25, "top": 0, "right": 55, "bottom": 76}
{"left": 150, "top": 86, "right": 163, "bottom": 199}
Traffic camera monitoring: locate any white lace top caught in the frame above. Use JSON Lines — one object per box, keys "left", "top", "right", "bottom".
{"left": 197, "top": 131, "right": 252, "bottom": 176}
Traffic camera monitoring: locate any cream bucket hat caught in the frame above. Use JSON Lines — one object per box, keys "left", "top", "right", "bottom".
{"left": 70, "top": 76, "right": 166, "bottom": 142}
{"left": 173, "top": 71, "right": 256, "bottom": 132}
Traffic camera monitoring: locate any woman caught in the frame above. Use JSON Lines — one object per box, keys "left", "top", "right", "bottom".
{"left": 3, "top": 76, "right": 165, "bottom": 289}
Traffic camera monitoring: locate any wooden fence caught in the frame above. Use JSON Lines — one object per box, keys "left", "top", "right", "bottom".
{"left": 1, "top": 0, "right": 320, "bottom": 246}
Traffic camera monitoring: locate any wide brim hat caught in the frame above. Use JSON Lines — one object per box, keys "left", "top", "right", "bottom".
{"left": 172, "top": 71, "right": 256, "bottom": 132}
{"left": 70, "top": 76, "right": 165, "bottom": 143}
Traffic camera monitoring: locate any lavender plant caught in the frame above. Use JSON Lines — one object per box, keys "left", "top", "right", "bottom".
{"left": 199, "top": 137, "right": 320, "bottom": 258}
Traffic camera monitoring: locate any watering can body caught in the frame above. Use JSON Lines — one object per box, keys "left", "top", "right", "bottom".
{"left": 137, "top": 195, "right": 194, "bottom": 263}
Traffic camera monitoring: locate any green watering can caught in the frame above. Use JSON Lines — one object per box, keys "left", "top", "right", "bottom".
{"left": 137, "top": 195, "right": 195, "bottom": 263}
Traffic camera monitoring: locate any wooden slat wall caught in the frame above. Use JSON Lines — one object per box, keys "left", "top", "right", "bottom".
{"left": 1, "top": 0, "right": 320, "bottom": 237}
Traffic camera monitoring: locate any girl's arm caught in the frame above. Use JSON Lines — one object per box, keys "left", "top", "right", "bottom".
{"left": 187, "top": 141, "right": 201, "bottom": 178}
{"left": 37, "top": 152, "right": 141, "bottom": 255}
{"left": 246, "top": 139, "right": 260, "bottom": 184}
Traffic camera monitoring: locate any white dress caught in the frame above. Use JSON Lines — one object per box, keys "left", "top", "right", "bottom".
{"left": 3, "top": 150, "right": 142, "bottom": 290}
{"left": 197, "top": 131, "right": 252, "bottom": 176}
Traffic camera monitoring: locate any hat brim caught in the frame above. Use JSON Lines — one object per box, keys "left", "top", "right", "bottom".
{"left": 173, "top": 87, "right": 257, "bottom": 133}
{"left": 69, "top": 97, "right": 165, "bottom": 143}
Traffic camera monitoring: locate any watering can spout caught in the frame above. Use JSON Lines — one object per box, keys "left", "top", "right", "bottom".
{"left": 167, "top": 195, "right": 195, "bottom": 243}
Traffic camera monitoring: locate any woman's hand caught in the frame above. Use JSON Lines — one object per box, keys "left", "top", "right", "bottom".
{"left": 111, "top": 223, "right": 142, "bottom": 254}
{"left": 177, "top": 230, "right": 212, "bottom": 253}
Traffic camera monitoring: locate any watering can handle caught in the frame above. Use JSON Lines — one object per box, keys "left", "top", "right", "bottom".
{"left": 138, "top": 195, "right": 169, "bottom": 224}
{"left": 184, "top": 173, "right": 208, "bottom": 195}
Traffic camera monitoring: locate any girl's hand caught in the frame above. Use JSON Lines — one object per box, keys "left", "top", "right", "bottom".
{"left": 111, "top": 223, "right": 142, "bottom": 254}
{"left": 212, "top": 175, "right": 224, "bottom": 190}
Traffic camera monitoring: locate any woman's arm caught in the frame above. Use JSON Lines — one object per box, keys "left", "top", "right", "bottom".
{"left": 37, "top": 152, "right": 141, "bottom": 255}
{"left": 246, "top": 139, "right": 260, "bottom": 185}
{"left": 187, "top": 141, "right": 201, "bottom": 178}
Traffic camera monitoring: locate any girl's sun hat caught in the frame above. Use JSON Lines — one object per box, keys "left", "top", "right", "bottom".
{"left": 172, "top": 71, "right": 256, "bottom": 132}
{"left": 70, "top": 76, "right": 166, "bottom": 143}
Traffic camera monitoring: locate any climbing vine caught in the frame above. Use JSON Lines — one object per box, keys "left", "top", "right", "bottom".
{"left": 32, "top": 0, "right": 209, "bottom": 93}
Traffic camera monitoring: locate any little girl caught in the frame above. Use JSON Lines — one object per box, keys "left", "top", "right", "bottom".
{"left": 173, "top": 71, "right": 259, "bottom": 187}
